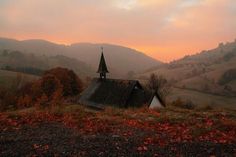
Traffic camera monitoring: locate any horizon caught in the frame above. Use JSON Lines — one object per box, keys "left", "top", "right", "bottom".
{"left": 1, "top": 36, "right": 236, "bottom": 63}
{"left": 0, "top": 0, "right": 236, "bottom": 62}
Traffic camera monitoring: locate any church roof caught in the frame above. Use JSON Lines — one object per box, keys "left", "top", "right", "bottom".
{"left": 79, "top": 78, "right": 164, "bottom": 108}
{"left": 79, "top": 47, "right": 164, "bottom": 109}
{"left": 97, "top": 53, "right": 109, "bottom": 73}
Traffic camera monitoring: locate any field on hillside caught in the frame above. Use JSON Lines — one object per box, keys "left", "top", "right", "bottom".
{"left": 169, "top": 87, "right": 236, "bottom": 109}
{"left": 0, "top": 70, "right": 38, "bottom": 88}
{"left": 0, "top": 105, "right": 235, "bottom": 156}
{"left": 138, "top": 40, "right": 236, "bottom": 98}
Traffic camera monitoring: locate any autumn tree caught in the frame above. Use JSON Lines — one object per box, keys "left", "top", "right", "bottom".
{"left": 17, "top": 95, "right": 32, "bottom": 108}
{"left": 44, "top": 67, "right": 83, "bottom": 96}
{"left": 17, "top": 67, "right": 83, "bottom": 108}
{"left": 146, "top": 73, "right": 171, "bottom": 103}
{"left": 40, "top": 74, "right": 62, "bottom": 98}
{"left": 39, "top": 74, "right": 63, "bottom": 107}
{"left": 0, "top": 87, "right": 17, "bottom": 111}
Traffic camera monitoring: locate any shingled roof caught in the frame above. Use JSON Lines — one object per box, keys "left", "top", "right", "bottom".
{"left": 79, "top": 78, "right": 163, "bottom": 108}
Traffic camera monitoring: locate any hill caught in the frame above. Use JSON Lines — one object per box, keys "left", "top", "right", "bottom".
{"left": 139, "top": 39, "right": 236, "bottom": 96}
{"left": 0, "top": 37, "right": 162, "bottom": 77}
{"left": 0, "top": 70, "right": 39, "bottom": 89}
{"left": 0, "top": 49, "right": 94, "bottom": 78}
{"left": 138, "top": 39, "right": 236, "bottom": 107}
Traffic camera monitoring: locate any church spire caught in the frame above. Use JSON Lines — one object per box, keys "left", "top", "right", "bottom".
{"left": 97, "top": 47, "right": 109, "bottom": 79}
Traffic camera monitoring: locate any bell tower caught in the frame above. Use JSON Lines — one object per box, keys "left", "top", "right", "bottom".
{"left": 97, "top": 47, "right": 109, "bottom": 79}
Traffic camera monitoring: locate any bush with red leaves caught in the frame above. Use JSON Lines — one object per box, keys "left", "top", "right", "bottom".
{"left": 17, "top": 67, "right": 83, "bottom": 109}
{"left": 0, "top": 87, "right": 17, "bottom": 111}
{"left": 44, "top": 67, "right": 83, "bottom": 96}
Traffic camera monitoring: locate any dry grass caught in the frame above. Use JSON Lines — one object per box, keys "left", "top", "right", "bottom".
{"left": 3, "top": 103, "right": 236, "bottom": 130}
{"left": 0, "top": 70, "right": 38, "bottom": 88}
{"left": 168, "top": 87, "right": 236, "bottom": 109}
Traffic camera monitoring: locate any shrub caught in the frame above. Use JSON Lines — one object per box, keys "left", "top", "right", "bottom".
{"left": 218, "top": 68, "right": 236, "bottom": 85}
{"left": 0, "top": 87, "right": 17, "bottom": 111}
{"left": 146, "top": 73, "right": 171, "bottom": 103}
{"left": 195, "top": 104, "right": 213, "bottom": 111}
{"left": 17, "top": 67, "right": 83, "bottom": 109}
{"left": 40, "top": 74, "right": 62, "bottom": 98}
{"left": 172, "top": 98, "right": 196, "bottom": 110}
{"left": 17, "top": 95, "right": 32, "bottom": 108}
{"left": 44, "top": 67, "right": 83, "bottom": 96}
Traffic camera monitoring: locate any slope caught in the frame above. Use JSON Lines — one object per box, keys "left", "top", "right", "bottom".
{"left": 0, "top": 49, "right": 94, "bottom": 77}
{"left": 139, "top": 39, "right": 236, "bottom": 96}
{"left": 0, "top": 38, "right": 162, "bottom": 77}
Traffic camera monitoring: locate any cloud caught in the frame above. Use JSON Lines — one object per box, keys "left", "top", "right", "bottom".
{"left": 0, "top": 0, "right": 235, "bottom": 61}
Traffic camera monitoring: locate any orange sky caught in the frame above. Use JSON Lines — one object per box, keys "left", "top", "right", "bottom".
{"left": 0, "top": 0, "right": 236, "bottom": 62}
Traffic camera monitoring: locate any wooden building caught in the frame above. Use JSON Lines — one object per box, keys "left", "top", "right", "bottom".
{"left": 79, "top": 48, "right": 164, "bottom": 109}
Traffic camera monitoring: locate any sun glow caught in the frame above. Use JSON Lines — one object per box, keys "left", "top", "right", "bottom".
{"left": 0, "top": 0, "right": 235, "bottom": 62}
{"left": 114, "top": 0, "right": 138, "bottom": 10}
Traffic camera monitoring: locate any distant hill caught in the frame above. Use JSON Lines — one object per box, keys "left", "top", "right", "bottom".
{"left": 0, "top": 37, "right": 162, "bottom": 77}
{"left": 0, "top": 49, "right": 94, "bottom": 77}
{"left": 139, "top": 39, "right": 236, "bottom": 97}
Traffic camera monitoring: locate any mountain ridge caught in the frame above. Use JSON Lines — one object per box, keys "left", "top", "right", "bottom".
{"left": 0, "top": 37, "right": 162, "bottom": 77}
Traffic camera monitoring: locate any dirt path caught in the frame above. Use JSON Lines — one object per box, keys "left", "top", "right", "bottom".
{"left": 0, "top": 122, "right": 235, "bottom": 157}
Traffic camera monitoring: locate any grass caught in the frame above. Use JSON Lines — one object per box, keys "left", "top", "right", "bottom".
{"left": 1, "top": 104, "right": 235, "bottom": 156}
{"left": 2, "top": 102, "right": 236, "bottom": 138}
{"left": 7, "top": 103, "right": 236, "bottom": 126}
{"left": 169, "top": 87, "right": 236, "bottom": 109}
{"left": 0, "top": 70, "right": 38, "bottom": 88}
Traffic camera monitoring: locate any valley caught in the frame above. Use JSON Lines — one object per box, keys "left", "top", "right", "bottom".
{"left": 0, "top": 37, "right": 236, "bottom": 109}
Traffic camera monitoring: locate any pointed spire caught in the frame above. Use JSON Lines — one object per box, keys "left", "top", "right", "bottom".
{"left": 97, "top": 47, "right": 109, "bottom": 79}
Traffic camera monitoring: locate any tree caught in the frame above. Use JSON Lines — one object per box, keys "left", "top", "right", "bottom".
{"left": 17, "top": 67, "right": 83, "bottom": 108}
{"left": 146, "top": 73, "right": 171, "bottom": 103}
{"left": 0, "top": 86, "right": 17, "bottom": 111}
{"left": 44, "top": 67, "right": 83, "bottom": 96}
{"left": 40, "top": 74, "right": 62, "bottom": 98}
{"left": 17, "top": 95, "right": 32, "bottom": 108}
{"left": 218, "top": 68, "right": 236, "bottom": 85}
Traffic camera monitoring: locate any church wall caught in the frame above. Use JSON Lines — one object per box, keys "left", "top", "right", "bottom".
{"left": 149, "top": 96, "right": 163, "bottom": 109}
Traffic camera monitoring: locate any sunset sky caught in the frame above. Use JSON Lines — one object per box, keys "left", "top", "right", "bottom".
{"left": 0, "top": 0, "right": 236, "bottom": 62}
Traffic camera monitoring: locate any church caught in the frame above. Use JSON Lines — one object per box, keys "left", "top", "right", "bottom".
{"left": 79, "top": 48, "right": 165, "bottom": 109}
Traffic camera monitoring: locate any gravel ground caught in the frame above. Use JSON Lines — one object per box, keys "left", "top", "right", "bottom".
{"left": 0, "top": 122, "right": 235, "bottom": 157}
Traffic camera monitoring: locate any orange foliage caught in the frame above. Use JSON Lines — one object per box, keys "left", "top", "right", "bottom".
{"left": 61, "top": 111, "right": 236, "bottom": 145}
{"left": 17, "top": 95, "right": 32, "bottom": 108}
{"left": 44, "top": 67, "right": 83, "bottom": 96}
{"left": 0, "top": 108, "right": 235, "bottom": 149}
{"left": 16, "top": 67, "right": 83, "bottom": 109}
{"left": 0, "top": 87, "right": 17, "bottom": 111}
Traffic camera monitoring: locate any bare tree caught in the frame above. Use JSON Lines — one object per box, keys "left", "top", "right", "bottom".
{"left": 146, "top": 73, "right": 171, "bottom": 103}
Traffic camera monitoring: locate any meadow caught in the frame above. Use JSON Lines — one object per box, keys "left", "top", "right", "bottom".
{"left": 0, "top": 104, "right": 235, "bottom": 156}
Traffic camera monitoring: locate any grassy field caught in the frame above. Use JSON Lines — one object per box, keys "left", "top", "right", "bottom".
{"left": 169, "top": 87, "right": 236, "bottom": 109}
{"left": 0, "top": 70, "right": 39, "bottom": 88}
